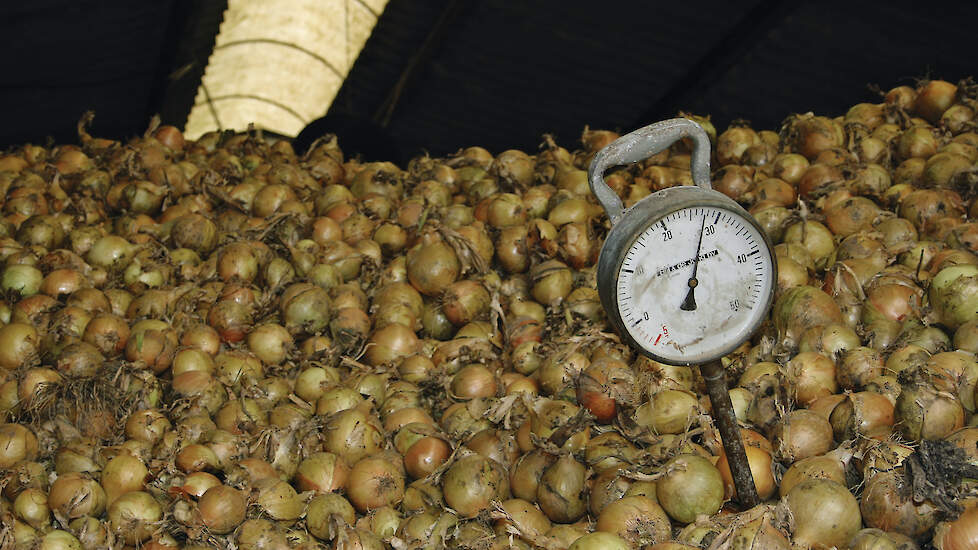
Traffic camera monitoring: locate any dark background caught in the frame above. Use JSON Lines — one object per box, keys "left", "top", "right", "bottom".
{"left": 1, "top": 0, "right": 975, "bottom": 163}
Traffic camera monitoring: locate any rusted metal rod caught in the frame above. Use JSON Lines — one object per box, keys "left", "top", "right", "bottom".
{"left": 700, "top": 358, "right": 759, "bottom": 508}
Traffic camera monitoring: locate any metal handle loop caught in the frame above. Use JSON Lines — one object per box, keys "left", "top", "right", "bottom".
{"left": 588, "top": 118, "right": 712, "bottom": 225}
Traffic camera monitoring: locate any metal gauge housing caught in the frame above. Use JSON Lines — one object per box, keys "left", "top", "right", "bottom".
{"left": 590, "top": 119, "right": 777, "bottom": 366}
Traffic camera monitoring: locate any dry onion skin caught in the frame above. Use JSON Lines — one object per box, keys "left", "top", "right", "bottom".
{"left": 0, "top": 79, "right": 973, "bottom": 548}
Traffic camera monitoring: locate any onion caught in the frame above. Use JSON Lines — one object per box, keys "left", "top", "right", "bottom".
{"left": 403, "top": 436, "right": 451, "bottom": 479}
{"left": 633, "top": 389, "right": 701, "bottom": 435}
{"left": 0, "top": 423, "right": 38, "bottom": 467}
{"left": 36, "top": 530, "right": 83, "bottom": 550}
{"left": 798, "top": 163, "right": 843, "bottom": 199}
{"left": 246, "top": 323, "right": 293, "bottom": 365}
{"left": 13, "top": 487, "right": 49, "bottom": 530}
{"left": 510, "top": 449, "right": 556, "bottom": 502}
{"left": 175, "top": 442, "right": 220, "bottom": 473}
{"left": 784, "top": 221, "right": 835, "bottom": 267}
{"left": 381, "top": 402, "right": 428, "bottom": 430}
{"left": 772, "top": 409, "right": 834, "bottom": 463}
{"left": 930, "top": 265, "right": 978, "bottom": 329}
{"left": 716, "top": 442, "right": 777, "bottom": 500}
{"left": 233, "top": 519, "right": 290, "bottom": 550}
{"left": 530, "top": 260, "right": 573, "bottom": 304}
{"left": 407, "top": 234, "right": 460, "bottom": 296}
{"left": 568, "top": 532, "right": 632, "bottom": 550}
{"left": 772, "top": 286, "right": 843, "bottom": 349}
{"left": 716, "top": 126, "right": 760, "bottom": 165}
{"left": 253, "top": 477, "right": 304, "bottom": 522}
{"left": 535, "top": 454, "right": 586, "bottom": 523}
{"left": 101, "top": 453, "right": 148, "bottom": 505}
{"left": 900, "top": 189, "right": 965, "bottom": 236}
{"left": 538, "top": 350, "right": 588, "bottom": 399}
{"left": 861, "top": 468, "right": 939, "bottom": 539}
{"left": 400, "top": 478, "right": 443, "bottom": 514}
{"left": 831, "top": 390, "right": 896, "bottom": 440}
{"left": 586, "top": 468, "right": 631, "bottom": 518}
{"left": 576, "top": 357, "right": 634, "bottom": 423}
{"left": 596, "top": 495, "right": 671, "bottom": 547}
{"left": 714, "top": 165, "right": 754, "bottom": 200}
{"left": 364, "top": 323, "right": 420, "bottom": 367}
{"left": 788, "top": 115, "right": 844, "bottom": 159}
{"left": 465, "top": 428, "right": 520, "bottom": 469}
{"left": 322, "top": 404, "right": 385, "bottom": 464}
{"left": 584, "top": 432, "right": 639, "bottom": 474}
{"left": 305, "top": 493, "right": 356, "bottom": 540}
{"left": 848, "top": 529, "right": 918, "bottom": 550}
{"left": 107, "top": 491, "right": 162, "bottom": 544}
{"left": 825, "top": 197, "right": 882, "bottom": 237}
{"left": 48, "top": 472, "right": 105, "bottom": 520}
{"left": 449, "top": 363, "right": 497, "bottom": 400}
{"left": 786, "top": 351, "right": 837, "bottom": 405}
{"left": 884, "top": 345, "right": 931, "bottom": 379}
{"left": 926, "top": 351, "right": 978, "bottom": 412}
{"left": 656, "top": 454, "right": 724, "bottom": 524}
{"left": 493, "top": 497, "right": 551, "bottom": 542}
{"left": 895, "top": 377, "right": 965, "bottom": 441}
{"left": 915, "top": 79, "right": 958, "bottom": 123}
{"left": 934, "top": 506, "right": 978, "bottom": 550}
{"left": 443, "top": 454, "right": 510, "bottom": 519}
{"left": 171, "top": 471, "right": 221, "bottom": 499}
{"left": 865, "top": 282, "right": 922, "bottom": 323}
{"left": 1, "top": 264, "right": 43, "bottom": 297}
{"left": 198, "top": 485, "right": 246, "bottom": 534}
{"left": 898, "top": 126, "right": 940, "bottom": 161}
{"left": 280, "top": 284, "right": 332, "bottom": 336}
{"left": 798, "top": 322, "right": 859, "bottom": 361}
{"left": 784, "top": 479, "right": 861, "bottom": 549}
{"left": 346, "top": 455, "right": 405, "bottom": 512}
{"left": 0, "top": 322, "right": 39, "bottom": 370}
{"left": 837, "top": 346, "right": 884, "bottom": 390}
{"left": 315, "top": 387, "right": 362, "bottom": 418}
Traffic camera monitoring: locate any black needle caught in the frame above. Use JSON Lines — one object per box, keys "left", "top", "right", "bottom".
{"left": 680, "top": 214, "right": 707, "bottom": 311}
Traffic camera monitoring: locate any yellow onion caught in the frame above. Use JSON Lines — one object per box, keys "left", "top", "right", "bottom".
{"left": 633, "top": 389, "right": 700, "bottom": 434}
{"left": 934, "top": 506, "right": 978, "bottom": 550}
{"left": 785, "top": 479, "right": 861, "bottom": 549}
{"left": 199, "top": 485, "right": 246, "bottom": 534}
{"left": 347, "top": 455, "right": 406, "bottom": 512}
{"left": 772, "top": 286, "right": 843, "bottom": 349}
{"left": 107, "top": 491, "right": 162, "bottom": 544}
{"left": 895, "top": 377, "right": 965, "bottom": 441}
{"left": 100, "top": 453, "right": 148, "bottom": 505}
{"left": 861, "top": 468, "right": 939, "bottom": 539}
{"left": 772, "top": 409, "right": 833, "bottom": 463}
{"left": 0, "top": 423, "right": 38, "bottom": 467}
{"left": 13, "top": 487, "right": 50, "bottom": 530}
{"left": 596, "top": 495, "right": 671, "bottom": 547}
{"left": 568, "top": 532, "right": 632, "bottom": 550}
{"left": 656, "top": 454, "right": 723, "bottom": 524}
{"left": 442, "top": 454, "right": 509, "bottom": 518}
{"left": 537, "top": 454, "right": 587, "bottom": 523}
{"left": 786, "top": 351, "right": 837, "bottom": 405}
{"left": 253, "top": 477, "right": 304, "bottom": 522}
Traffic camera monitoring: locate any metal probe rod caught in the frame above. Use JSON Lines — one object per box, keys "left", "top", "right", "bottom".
{"left": 699, "top": 358, "right": 759, "bottom": 508}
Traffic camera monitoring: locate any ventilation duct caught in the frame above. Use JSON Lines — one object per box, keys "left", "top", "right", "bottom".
{"left": 184, "top": 0, "right": 388, "bottom": 139}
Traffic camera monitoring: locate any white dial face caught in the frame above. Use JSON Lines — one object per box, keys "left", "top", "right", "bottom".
{"left": 616, "top": 205, "right": 775, "bottom": 364}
